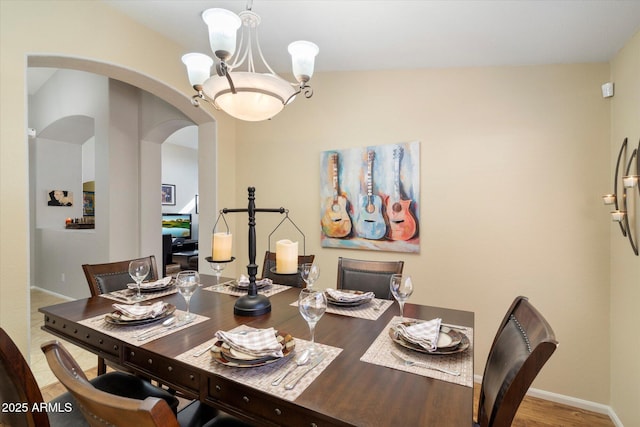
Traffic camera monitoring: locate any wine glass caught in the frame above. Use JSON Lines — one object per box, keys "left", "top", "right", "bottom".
{"left": 128, "top": 259, "right": 150, "bottom": 301}
{"left": 298, "top": 288, "right": 327, "bottom": 356}
{"left": 211, "top": 262, "right": 226, "bottom": 289}
{"left": 301, "top": 263, "right": 320, "bottom": 288}
{"left": 176, "top": 270, "right": 199, "bottom": 321}
{"left": 390, "top": 274, "right": 413, "bottom": 322}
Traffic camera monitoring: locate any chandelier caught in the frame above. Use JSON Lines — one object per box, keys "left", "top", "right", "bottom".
{"left": 181, "top": 3, "right": 319, "bottom": 122}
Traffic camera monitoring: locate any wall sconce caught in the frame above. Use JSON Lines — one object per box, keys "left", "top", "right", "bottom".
{"left": 603, "top": 138, "right": 639, "bottom": 255}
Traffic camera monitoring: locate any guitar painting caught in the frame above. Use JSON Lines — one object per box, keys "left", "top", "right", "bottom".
{"left": 355, "top": 151, "right": 387, "bottom": 240}
{"left": 385, "top": 147, "right": 417, "bottom": 240}
{"left": 321, "top": 153, "right": 352, "bottom": 238}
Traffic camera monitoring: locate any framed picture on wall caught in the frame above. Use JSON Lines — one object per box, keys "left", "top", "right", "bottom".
{"left": 83, "top": 191, "right": 95, "bottom": 216}
{"left": 162, "top": 184, "right": 175, "bottom": 205}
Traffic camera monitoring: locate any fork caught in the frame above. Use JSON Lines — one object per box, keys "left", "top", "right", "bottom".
{"left": 390, "top": 351, "right": 460, "bottom": 376}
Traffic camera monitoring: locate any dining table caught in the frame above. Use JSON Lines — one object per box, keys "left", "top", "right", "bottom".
{"left": 39, "top": 274, "right": 475, "bottom": 426}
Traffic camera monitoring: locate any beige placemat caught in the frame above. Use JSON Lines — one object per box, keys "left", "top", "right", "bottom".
{"left": 290, "top": 298, "right": 393, "bottom": 321}
{"left": 78, "top": 310, "right": 208, "bottom": 344}
{"left": 360, "top": 316, "right": 473, "bottom": 387}
{"left": 202, "top": 282, "right": 291, "bottom": 298}
{"left": 177, "top": 331, "right": 342, "bottom": 402}
{"left": 99, "top": 286, "right": 178, "bottom": 303}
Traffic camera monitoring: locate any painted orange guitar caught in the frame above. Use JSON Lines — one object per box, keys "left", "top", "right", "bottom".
{"left": 321, "top": 153, "right": 352, "bottom": 238}
{"left": 385, "top": 147, "right": 417, "bottom": 240}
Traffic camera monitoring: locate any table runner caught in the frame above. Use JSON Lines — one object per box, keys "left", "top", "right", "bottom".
{"left": 202, "top": 282, "right": 290, "bottom": 298}
{"left": 290, "top": 298, "right": 393, "bottom": 321}
{"left": 177, "top": 333, "right": 342, "bottom": 402}
{"left": 78, "top": 310, "right": 208, "bottom": 345}
{"left": 99, "top": 286, "right": 178, "bottom": 303}
{"left": 360, "top": 316, "right": 473, "bottom": 387}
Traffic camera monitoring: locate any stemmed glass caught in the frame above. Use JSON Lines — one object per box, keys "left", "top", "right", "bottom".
{"left": 211, "top": 262, "right": 226, "bottom": 290}
{"left": 176, "top": 270, "right": 199, "bottom": 321}
{"left": 298, "top": 288, "right": 327, "bottom": 356}
{"left": 128, "top": 259, "right": 150, "bottom": 301}
{"left": 390, "top": 274, "right": 413, "bottom": 322}
{"left": 301, "top": 263, "right": 320, "bottom": 288}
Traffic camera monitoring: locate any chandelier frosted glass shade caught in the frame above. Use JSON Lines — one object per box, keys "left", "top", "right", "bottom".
{"left": 202, "top": 8, "right": 241, "bottom": 61}
{"left": 181, "top": 53, "right": 214, "bottom": 87}
{"left": 288, "top": 41, "right": 319, "bottom": 83}
{"left": 203, "top": 72, "right": 297, "bottom": 121}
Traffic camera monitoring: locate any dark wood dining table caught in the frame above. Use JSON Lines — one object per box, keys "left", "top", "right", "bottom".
{"left": 40, "top": 275, "right": 474, "bottom": 426}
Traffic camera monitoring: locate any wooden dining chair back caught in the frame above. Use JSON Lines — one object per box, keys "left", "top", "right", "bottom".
{"left": 476, "top": 296, "right": 558, "bottom": 427}
{"left": 260, "top": 251, "right": 315, "bottom": 288}
{"left": 82, "top": 255, "right": 159, "bottom": 297}
{"left": 0, "top": 327, "right": 51, "bottom": 427}
{"left": 336, "top": 257, "right": 404, "bottom": 299}
{"left": 82, "top": 255, "right": 159, "bottom": 375}
{"left": 42, "top": 340, "right": 180, "bottom": 427}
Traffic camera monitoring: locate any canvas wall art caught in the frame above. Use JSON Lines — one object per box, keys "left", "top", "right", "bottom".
{"left": 320, "top": 141, "right": 420, "bottom": 253}
{"left": 47, "top": 190, "right": 73, "bottom": 206}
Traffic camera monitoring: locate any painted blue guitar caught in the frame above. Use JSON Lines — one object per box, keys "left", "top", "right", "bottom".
{"left": 355, "top": 151, "right": 387, "bottom": 240}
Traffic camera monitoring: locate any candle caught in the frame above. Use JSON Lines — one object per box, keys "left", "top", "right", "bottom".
{"left": 622, "top": 175, "right": 638, "bottom": 188}
{"left": 212, "top": 232, "right": 232, "bottom": 261}
{"left": 602, "top": 194, "right": 616, "bottom": 205}
{"left": 611, "top": 210, "right": 625, "bottom": 222}
{"left": 276, "top": 239, "right": 298, "bottom": 274}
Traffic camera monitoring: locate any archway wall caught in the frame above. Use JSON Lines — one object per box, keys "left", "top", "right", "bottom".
{"left": 0, "top": 0, "right": 238, "bottom": 353}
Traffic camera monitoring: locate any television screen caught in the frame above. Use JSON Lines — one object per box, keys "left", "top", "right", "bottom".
{"left": 162, "top": 213, "right": 192, "bottom": 239}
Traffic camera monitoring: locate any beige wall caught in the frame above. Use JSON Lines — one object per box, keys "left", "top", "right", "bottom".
{"left": 233, "top": 64, "right": 612, "bottom": 403}
{"left": 610, "top": 30, "right": 640, "bottom": 425}
{"left": 1, "top": 0, "right": 637, "bottom": 421}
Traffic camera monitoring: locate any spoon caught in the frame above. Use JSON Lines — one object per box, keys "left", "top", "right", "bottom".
{"left": 135, "top": 316, "right": 175, "bottom": 338}
{"left": 271, "top": 349, "right": 310, "bottom": 386}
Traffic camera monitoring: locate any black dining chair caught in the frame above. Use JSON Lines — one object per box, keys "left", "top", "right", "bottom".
{"left": 41, "top": 340, "right": 251, "bottom": 427}
{"left": 82, "top": 255, "right": 159, "bottom": 375}
{"left": 475, "top": 296, "right": 558, "bottom": 427}
{"left": 336, "top": 257, "right": 404, "bottom": 299}
{"left": 260, "top": 251, "right": 315, "bottom": 288}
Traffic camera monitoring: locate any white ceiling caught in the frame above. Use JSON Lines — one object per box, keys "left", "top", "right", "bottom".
{"left": 102, "top": 0, "right": 640, "bottom": 74}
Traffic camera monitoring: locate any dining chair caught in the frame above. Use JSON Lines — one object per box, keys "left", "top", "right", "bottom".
{"left": 0, "top": 327, "right": 88, "bottom": 426}
{"left": 82, "top": 255, "right": 159, "bottom": 375}
{"left": 41, "top": 340, "right": 251, "bottom": 427}
{"left": 475, "top": 296, "right": 558, "bottom": 427}
{"left": 336, "top": 257, "right": 404, "bottom": 299}
{"left": 260, "top": 251, "right": 315, "bottom": 288}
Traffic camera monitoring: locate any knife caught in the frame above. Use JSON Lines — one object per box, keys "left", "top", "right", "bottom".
{"left": 284, "top": 352, "right": 325, "bottom": 390}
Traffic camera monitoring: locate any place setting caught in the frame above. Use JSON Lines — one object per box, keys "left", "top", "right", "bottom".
{"left": 177, "top": 287, "right": 342, "bottom": 401}
{"left": 81, "top": 270, "right": 209, "bottom": 344}
{"left": 322, "top": 288, "right": 393, "bottom": 320}
{"left": 203, "top": 274, "right": 290, "bottom": 297}
{"left": 360, "top": 274, "right": 474, "bottom": 387}
{"left": 99, "top": 261, "right": 177, "bottom": 303}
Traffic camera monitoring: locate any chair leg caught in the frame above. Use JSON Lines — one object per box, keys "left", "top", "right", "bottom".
{"left": 97, "top": 356, "right": 106, "bottom": 376}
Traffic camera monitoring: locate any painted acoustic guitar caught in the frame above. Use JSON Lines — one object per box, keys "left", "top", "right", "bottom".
{"left": 321, "top": 153, "right": 352, "bottom": 238}
{"left": 355, "top": 151, "right": 387, "bottom": 240}
{"left": 385, "top": 147, "right": 417, "bottom": 241}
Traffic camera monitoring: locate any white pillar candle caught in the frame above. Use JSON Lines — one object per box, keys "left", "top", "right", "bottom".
{"left": 622, "top": 175, "right": 638, "bottom": 188}
{"left": 602, "top": 194, "right": 616, "bottom": 205}
{"left": 276, "top": 239, "right": 298, "bottom": 274}
{"left": 611, "top": 210, "right": 625, "bottom": 222}
{"left": 212, "top": 232, "right": 232, "bottom": 261}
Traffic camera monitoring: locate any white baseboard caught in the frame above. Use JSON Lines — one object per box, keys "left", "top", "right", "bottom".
{"left": 30, "top": 286, "right": 75, "bottom": 302}
{"left": 473, "top": 375, "right": 622, "bottom": 426}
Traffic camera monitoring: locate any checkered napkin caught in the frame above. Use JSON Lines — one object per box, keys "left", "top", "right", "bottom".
{"left": 111, "top": 301, "right": 167, "bottom": 320}
{"left": 395, "top": 318, "right": 442, "bottom": 351}
{"left": 325, "top": 288, "right": 375, "bottom": 302}
{"left": 128, "top": 276, "right": 172, "bottom": 290}
{"left": 237, "top": 274, "right": 273, "bottom": 287}
{"left": 215, "top": 327, "right": 283, "bottom": 358}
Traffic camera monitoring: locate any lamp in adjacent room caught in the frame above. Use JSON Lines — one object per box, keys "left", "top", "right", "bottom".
{"left": 181, "top": 2, "right": 319, "bottom": 121}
